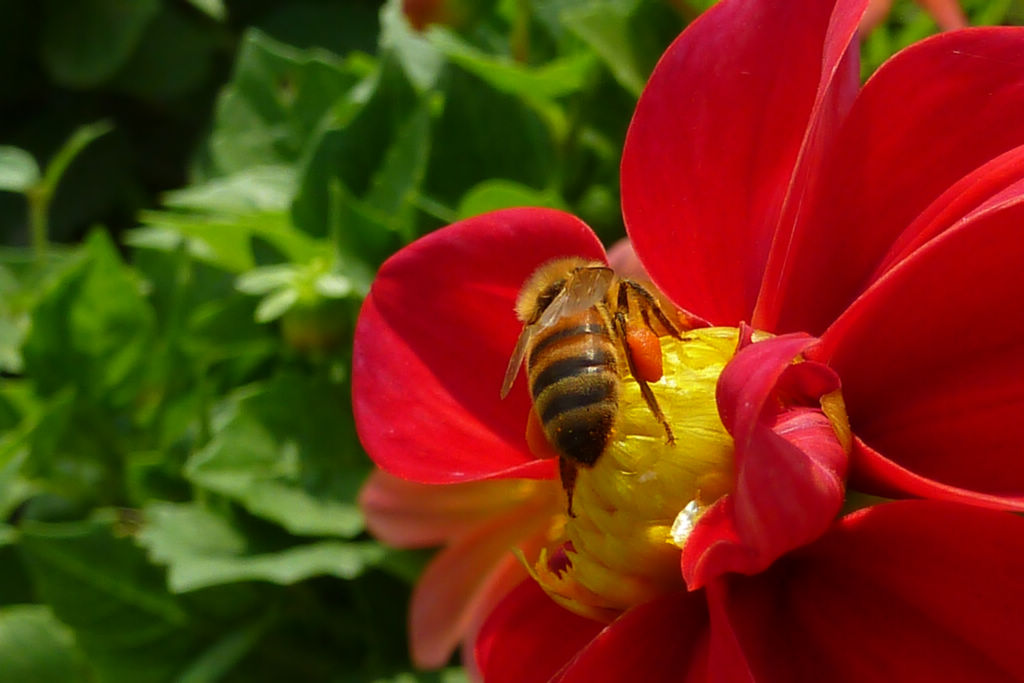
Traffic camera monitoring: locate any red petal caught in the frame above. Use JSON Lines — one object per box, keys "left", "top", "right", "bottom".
{"left": 359, "top": 470, "right": 555, "bottom": 548}
{"left": 849, "top": 438, "right": 1024, "bottom": 512}
{"left": 814, "top": 202, "right": 1024, "bottom": 502}
{"left": 410, "top": 487, "right": 558, "bottom": 668}
{"left": 871, "top": 144, "right": 1024, "bottom": 278}
{"left": 414, "top": 554, "right": 525, "bottom": 671}
{"left": 684, "top": 335, "right": 847, "bottom": 589}
{"left": 710, "top": 501, "right": 1024, "bottom": 682}
{"left": 553, "top": 593, "right": 710, "bottom": 683}
{"left": 763, "top": 28, "right": 1024, "bottom": 335}
{"left": 460, "top": 554, "right": 538, "bottom": 681}
{"left": 623, "top": 0, "right": 864, "bottom": 324}
{"left": 475, "top": 581, "right": 604, "bottom": 683}
{"left": 353, "top": 208, "right": 605, "bottom": 483}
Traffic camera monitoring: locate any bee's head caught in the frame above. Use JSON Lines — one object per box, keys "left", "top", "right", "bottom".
{"left": 515, "top": 257, "right": 600, "bottom": 323}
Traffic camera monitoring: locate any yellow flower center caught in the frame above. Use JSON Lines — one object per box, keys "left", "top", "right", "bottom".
{"left": 528, "top": 327, "right": 743, "bottom": 622}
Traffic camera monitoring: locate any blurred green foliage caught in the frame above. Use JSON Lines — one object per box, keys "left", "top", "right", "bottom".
{"left": 0, "top": 0, "right": 1020, "bottom": 680}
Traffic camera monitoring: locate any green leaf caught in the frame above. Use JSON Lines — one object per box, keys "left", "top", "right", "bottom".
{"left": 122, "top": 226, "right": 183, "bottom": 253}
{"left": 0, "top": 435, "right": 36, "bottom": 521}
{"left": 0, "top": 605, "right": 88, "bottom": 683}
{"left": 563, "top": 0, "right": 647, "bottom": 96}
{"left": 204, "top": 31, "right": 360, "bottom": 176}
{"left": 291, "top": 56, "right": 421, "bottom": 245}
{"left": 22, "top": 231, "right": 155, "bottom": 402}
{"left": 427, "top": 28, "right": 596, "bottom": 100}
{"left": 314, "top": 273, "right": 353, "bottom": 298}
{"left": 163, "top": 165, "right": 298, "bottom": 214}
{"left": 140, "top": 502, "right": 385, "bottom": 593}
{"left": 362, "top": 95, "right": 436, "bottom": 242}
{"left": 40, "top": 0, "right": 161, "bottom": 87}
{"left": 12, "top": 389, "right": 124, "bottom": 510}
{"left": 291, "top": 62, "right": 438, "bottom": 269}
{"left": 174, "top": 619, "right": 268, "bottom": 683}
{"left": 254, "top": 287, "right": 298, "bottom": 322}
{"left": 368, "top": 97, "right": 434, "bottom": 213}
{"left": 423, "top": 67, "right": 556, "bottom": 206}
{"left": 185, "top": 0, "right": 225, "bottom": 21}
{"left": 456, "top": 179, "right": 567, "bottom": 219}
{"left": 18, "top": 517, "right": 202, "bottom": 683}
{"left": 235, "top": 264, "right": 297, "bottom": 295}
{"left": 562, "top": 0, "right": 683, "bottom": 98}
{"left": 965, "top": 0, "right": 1013, "bottom": 25}
{"left": 184, "top": 374, "right": 365, "bottom": 537}
{"left": 0, "top": 314, "right": 28, "bottom": 373}
{"left": 0, "top": 147, "right": 40, "bottom": 193}
{"left": 180, "top": 296, "right": 278, "bottom": 387}
{"left": 130, "top": 210, "right": 325, "bottom": 274}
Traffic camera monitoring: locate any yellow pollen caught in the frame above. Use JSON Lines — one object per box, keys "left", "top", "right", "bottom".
{"left": 530, "top": 327, "right": 741, "bottom": 622}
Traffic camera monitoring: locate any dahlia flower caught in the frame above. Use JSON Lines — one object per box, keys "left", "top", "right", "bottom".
{"left": 355, "top": 0, "right": 1024, "bottom": 679}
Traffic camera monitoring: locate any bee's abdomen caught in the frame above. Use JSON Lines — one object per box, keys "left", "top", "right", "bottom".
{"left": 527, "top": 315, "right": 618, "bottom": 466}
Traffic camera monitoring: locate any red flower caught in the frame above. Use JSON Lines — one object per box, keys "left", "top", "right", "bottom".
{"left": 355, "top": 0, "right": 1024, "bottom": 679}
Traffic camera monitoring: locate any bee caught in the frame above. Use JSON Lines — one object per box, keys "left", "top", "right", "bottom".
{"left": 500, "top": 257, "right": 682, "bottom": 499}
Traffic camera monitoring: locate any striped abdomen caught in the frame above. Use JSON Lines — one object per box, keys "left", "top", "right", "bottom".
{"left": 526, "top": 309, "right": 618, "bottom": 466}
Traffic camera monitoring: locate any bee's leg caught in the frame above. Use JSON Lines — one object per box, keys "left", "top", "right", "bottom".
{"left": 622, "top": 279, "right": 682, "bottom": 338}
{"left": 559, "top": 457, "right": 578, "bottom": 517}
{"left": 612, "top": 284, "right": 675, "bottom": 444}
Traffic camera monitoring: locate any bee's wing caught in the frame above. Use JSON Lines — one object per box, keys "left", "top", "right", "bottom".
{"left": 500, "top": 324, "right": 533, "bottom": 399}
{"left": 536, "top": 267, "right": 615, "bottom": 330}
{"left": 502, "top": 267, "right": 613, "bottom": 399}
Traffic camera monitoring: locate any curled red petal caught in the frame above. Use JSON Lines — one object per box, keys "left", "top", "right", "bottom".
{"left": 715, "top": 334, "right": 818, "bottom": 439}
{"left": 353, "top": 208, "right": 605, "bottom": 483}
{"left": 815, "top": 201, "right": 1024, "bottom": 502}
{"left": 684, "top": 335, "right": 847, "bottom": 589}
{"left": 709, "top": 501, "right": 1024, "bottom": 682}
{"left": 554, "top": 593, "right": 710, "bottom": 683}
{"left": 475, "top": 580, "right": 604, "bottom": 683}
{"left": 765, "top": 27, "right": 1024, "bottom": 335}
{"left": 624, "top": 0, "right": 864, "bottom": 324}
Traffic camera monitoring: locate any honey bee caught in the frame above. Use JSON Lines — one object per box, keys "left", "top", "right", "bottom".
{"left": 501, "top": 258, "right": 681, "bottom": 498}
